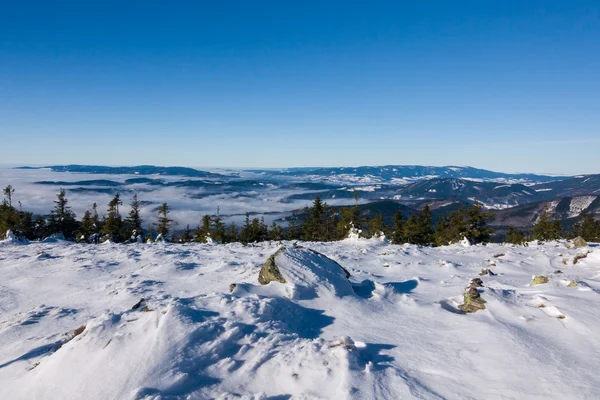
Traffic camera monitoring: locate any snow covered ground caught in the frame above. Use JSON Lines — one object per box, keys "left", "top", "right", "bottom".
{"left": 1, "top": 237, "right": 599, "bottom": 399}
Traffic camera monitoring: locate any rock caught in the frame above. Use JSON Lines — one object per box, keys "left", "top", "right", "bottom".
{"left": 229, "top": 283, "right": 237, "bottom": 293}
{"left": 530, "top": 276, "right": 549, "bottom": 285}
{"left": 493, "top": 253, "right": 505, "bottom": 258}
{"left": 131, "top": 298, "right": 145, "bottom": 310}
{"left": 554, "top": 270, "right": 563, "bottom": 274}
{"left": 479, "top": 268, "right": 496, "bottom": 276}
{"left": 573, "top": 236, "right": 588, "bottom": 247}
{"left": 567, "top": 280, "right": 577, "bottom": 287}
{"left": 573, "top": 253, "right": 588, "bottom": 265}
{"left": 257, "top": 246, "right": 353, "bottom": 297}
{"left": 383, "top": 263, "right": 390, "bottom": 268}
{"left": 469, "top": 278, "right": 484, "bottom": 288}
{"left": 458, "top": 287, "right": 486, "bottom": 313}
{"left": 258, "top": 248, "right": 287, "bottom": 285}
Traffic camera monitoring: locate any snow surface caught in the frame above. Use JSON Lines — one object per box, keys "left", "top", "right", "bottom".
{"left": 1, "top": 238, "right": 600, "bottom": 399}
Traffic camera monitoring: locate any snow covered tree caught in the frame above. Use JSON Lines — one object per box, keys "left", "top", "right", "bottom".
{"left": 195, "top": 214, "right": 212, "bottom": 242}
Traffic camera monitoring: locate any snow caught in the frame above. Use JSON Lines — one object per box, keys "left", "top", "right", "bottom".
{"left": 568, "top": 196, "right": 597, "bottom": 218}
{"left": 1, "top": 239, "right": 600, "bottom": 399}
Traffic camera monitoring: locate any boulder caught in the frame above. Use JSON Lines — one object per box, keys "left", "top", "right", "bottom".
{"left": 567, "top": 280, "right": 578, "bottom": 287}
{"left": 479, "top": 268, "right": 496, "bottom": 276}
{"left": 530, "top": 276, "right": 549, "bottom": 285}
{"left": 258, "top": 246, "right": 353, "bottom": 297}
{"left": 458, "top": 287, "right": 486, "bottom": 313}
{"left": 573, "top": 236, "right": 588, "bottom": 247}
{"left": 258, "top": 248, "right": 287, "bottom": 285}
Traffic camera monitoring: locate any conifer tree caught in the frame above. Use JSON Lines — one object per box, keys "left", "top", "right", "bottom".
{"left": 301, "top": 195, "right": 329, "bottom": 241}
{"left": 505, "top": 227, "right": 527, "bottom": 245}
{"left": 368, "top": 212, "right": 385, "bottom": 238}
{"left": 48, "top": 189, "right": 78, "bottom": 239}
{"left": 572, "top": 211, "right": 600, "bottom": 241}
{"left": 212, "top": 216, "right": 226, "bottom": 243}
{"left": 336, "top": 205, "right": 361, "bottom": 239}
{"left": 156, "top": 202, "right": 172, "bottom": 237}
{"left": 403, "top": 205, "right": 433, "bottom": 245}
{"left": 225, "top": 222, "right": 238, "bottom": 243}
{"left": 391, "top": 210, "right": 405, "bottom": 244}
{"left": 268, "top": 221, "right": 284, "bottom": 241}
{"left": 195, "top": 214, "right": 212, "bottom": 242}
{"left": 3, "top": 185, "right": 14, "bottom": 207}
{"left": 125, "top": 194, "right": 143, "bottom": 238}
{"left": 532, "top": 209, "right": 562, "bottom": 241}
{"left": 181, "top": 224, "right": 193, "bottom": 242}
{"left": 102, "top": 194, "right": 123, "bottom": 241}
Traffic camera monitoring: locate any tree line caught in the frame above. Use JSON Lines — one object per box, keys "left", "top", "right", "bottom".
{"left": 1, "top": 185, "right": 599, "bottom": 245}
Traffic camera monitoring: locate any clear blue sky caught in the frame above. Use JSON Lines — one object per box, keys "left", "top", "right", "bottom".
{"left": 1, "top": 1, "right": 599, "bottom": 174}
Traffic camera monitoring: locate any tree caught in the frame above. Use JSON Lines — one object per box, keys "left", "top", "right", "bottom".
{"left": 102, "top": 194, "right": 123, "bottom": 241}
{"left": 181, "top": 224, "right": 193, "bottom": 242}
{"left": 3, "top": 185, "right": 14, "bottom": 207}
{"left": 78, "top": 210, "right": 95, "bottom": 242}
{"left": 156, "top": 202, "right": 172, "bottom": 237}
{"left": 390, "top": 210, "right": 405, "bottom": 244}
{"left": 336, "top": 205, "right": 361, "bottom": 239}
{"left": 301, "top": 195, "right": 330, "bottom": 241}
{"left": 532, "top": 209, "right": 562, "bottom": 241}
{"left": 0, "top": 186, "right": 20, "bottom": 235}
{"left": 212, "top": 216, "right": 226, "bottom": 243}
{"left": 195, "top": 214, "right": 212, "bottom": 242}
{"left": 432, "top": 204, "right": 494, "bottom": 246}
{"left": 572, "top": 211, "right": 600, "bottom": 241}
{"left": 404, "top": 205, "right": 433, "bottom": 245}
{"left": 368, "top": 212, "right": 385, "bottom": 238}
{"left": 505, "top": 227, "right": 527, "bottom": 245}
{"left": 125, "top": 194, "right": 143, "bottom": 238}
{"left": 268, "top": 221, "right": 284, "bottom": 241}
{"left": 48, "top": 189, "right": 78, "bottom": 239}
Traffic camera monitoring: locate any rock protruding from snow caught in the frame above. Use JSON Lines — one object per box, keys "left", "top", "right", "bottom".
{"left": 458, "top": 278, "right": 487, "bottom": 313}
{"left": 258, "top": 246, "right": 353, "bottom": 297}
{"left": 530, "top": 275, "right": 549, "bottom": 286}
{"left": 572, "top": 236, "right": 588, "bottom": 247}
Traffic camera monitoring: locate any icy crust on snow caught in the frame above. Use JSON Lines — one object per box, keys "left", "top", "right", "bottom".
{"left": 1, "top": 239, "right": 600, "bottom": 399}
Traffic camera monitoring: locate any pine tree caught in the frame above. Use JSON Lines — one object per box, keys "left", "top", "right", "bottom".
{"left": 125, "top": 194, "right": 143, "bottom": 238}
{"left": 572, "top": 211, "right": 600, "bottom": 241}
{"left": 532, "top": 209, "right": 562, "bottom": 241}
{"left": 78, "top": 210, "right": 95, "bottom": 242}
{"left": 225, "top": 222, "right": 238, "bottom": 243}
{"left": 195, "top": 214, "right": 212, "bottom": 242}
{"left": 404, "top": 205, "right": 433, "bottom": 245}
{"left": 336, "top": 205, "right": 361, "bottom": 239}
{"left": 156, "top": 202, "right": 172, "bottom": 237}
{"left": 181, "top": 224, "right": 193, "bottom": 242}
{"left": 48, "top": 189, "right": 78, "bottom": 239}
{"left": 0, "top": 186, "right": 20, "bottom": 235}
{"left": 505, "top": 227, "right": 527, "bottom": 245}
{"left": 368, "top": 212, "right": 385, "bottom": 238}
{"left": 240, "top": 212, "right": 252, "bottom": 244}
{"left": 212, "top": 216, "right": 226, "bottom": 243}
{"left": 391, "top": 210, "right": 405, "bottom": 244}
{"left": 3, "top": 185, "right": 14, "bottom": 207}
{"left": 268, "top": 221, "right": 284, "bottom": 241}
{"left": 301, "top": 195, "right": 329, "bottom": 241}
{"left": 102, "top": 194, "right": 123, "bottom": 242}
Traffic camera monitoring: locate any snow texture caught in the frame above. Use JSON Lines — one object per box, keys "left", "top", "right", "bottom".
{"left": 1, "top": 238, "right": 600, "bottom": 399}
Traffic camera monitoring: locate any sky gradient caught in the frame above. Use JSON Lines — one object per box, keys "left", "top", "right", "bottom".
{"left": 1, "top": 1, "right": 599, "bottom": 174}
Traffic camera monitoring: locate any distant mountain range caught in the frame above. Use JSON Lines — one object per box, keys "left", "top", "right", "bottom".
{"left": 15, "top": 164, "right": 600, "bottom": 232}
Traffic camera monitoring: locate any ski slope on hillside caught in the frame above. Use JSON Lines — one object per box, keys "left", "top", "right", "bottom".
{"left": 1, "top": 237, "right": 599, "bottom": 399}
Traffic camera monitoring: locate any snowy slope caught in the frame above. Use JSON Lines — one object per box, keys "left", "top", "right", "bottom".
{"left": 1, "top": 238, "right": 600, "bottom": 399}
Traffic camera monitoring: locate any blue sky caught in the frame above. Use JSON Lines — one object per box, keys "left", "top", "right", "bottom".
{"left": 1, "top": 1, "right": 599, "bottom": 174}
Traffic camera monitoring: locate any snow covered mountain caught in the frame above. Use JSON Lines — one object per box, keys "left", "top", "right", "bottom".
{"left": 1, "top": 237, "right": 599, "bottom": 399}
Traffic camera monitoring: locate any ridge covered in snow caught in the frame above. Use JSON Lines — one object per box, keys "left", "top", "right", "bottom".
{"left": 1, "top": 238, "right": 599, "bottom": 399}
